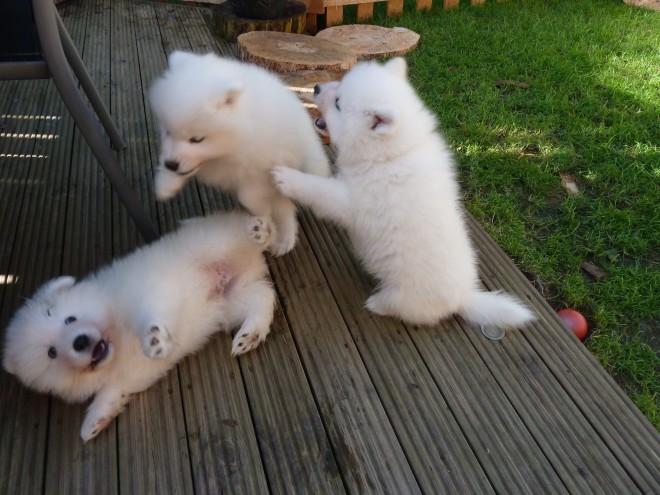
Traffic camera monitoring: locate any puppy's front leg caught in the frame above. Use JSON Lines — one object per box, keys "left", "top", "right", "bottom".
{"left": 231, "top": 281, "right": 276, "bottom": 356}
{"left": 81, "top": 388, "right": 129, "bottom": 442}
{"left": 272, "top": 166, "right": 351, "bottom": 225}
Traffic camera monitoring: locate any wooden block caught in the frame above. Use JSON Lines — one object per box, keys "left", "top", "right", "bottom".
{"left": 306, "top": 12, "right": 318, "bottom": 33}
{"left": 386, "top": 0, "right": 404, "bottom": 16}
{"left": 357, "top": 2, "right": 374, "bottom": 21}
{"left": 325, "top": 5, "right": 343, "bottom": 26}
{"left": 325, "top": 0, "right": 387, "bottom": 5}
{"left": 307, "top": 0, "right": 326, "bottom": 13}
{"left": 417, "top": 0, "right": 433, "bottom": 10}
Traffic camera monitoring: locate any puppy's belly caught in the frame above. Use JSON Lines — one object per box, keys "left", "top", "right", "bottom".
{"left": 199, "top": 261, "right": 236, "bottom": 300}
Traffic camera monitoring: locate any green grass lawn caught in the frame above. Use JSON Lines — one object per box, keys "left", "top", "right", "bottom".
{"left": 352, "top": 0, "right": 659, "bottom": 426}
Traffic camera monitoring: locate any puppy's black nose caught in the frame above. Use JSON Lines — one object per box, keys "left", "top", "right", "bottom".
{"left": 313, "top": 84, "right": 321, "bottom": 95}
{"left": 73, "top": 334, "right": 90, "bottom": 352}
{"left": 164, "top": 160, "right": 179, "bottom": 172}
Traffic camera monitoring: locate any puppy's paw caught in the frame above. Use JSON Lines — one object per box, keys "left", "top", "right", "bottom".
{"left": 268, "top": 231, "right": 297, "bottom": 257}
{"left": 142, "top": 325, "right": 173, "bottom": 359}
{"left": 231, "top": 326, "right": 269, "bottom": 357}
{"left": 80, "top": 413, "right": 113, "bottom": 442}
{"left": 248, "top": 216, "right": 274, "bottom": 246}
{"left": 271, "top": 165, "right": 301, "bottom": 198}
{"left": 154, "top": 168, "right": 187, "bottom": 201}
{"left": 365, "top": 292, "right": 389, "bottom": 317}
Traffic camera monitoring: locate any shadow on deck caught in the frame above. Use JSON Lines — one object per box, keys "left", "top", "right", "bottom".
{"left": 0, "top": 0, "right": 658, "bottom": 493}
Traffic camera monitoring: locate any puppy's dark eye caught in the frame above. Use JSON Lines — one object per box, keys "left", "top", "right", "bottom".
{"left": 189, "top": 136, "right": 205, "bottom": 144}
{"left": 48, "top": 347, "right": 57, "bottom": 359}
{"left": 64, "top": 316, "right": 77, "bottom": 325}
{"left": 335, "top": 97, "right": 341, "bottom": 111}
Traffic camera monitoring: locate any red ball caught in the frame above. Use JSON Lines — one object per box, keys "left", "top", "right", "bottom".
{"left": 557, "top": 309, "right": 588, "bottom": 341}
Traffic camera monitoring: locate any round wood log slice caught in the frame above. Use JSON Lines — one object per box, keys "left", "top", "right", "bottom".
{"left": 315, "top": 24, "right": 420, "bottom": 60}
{"left": 213, "top": 1, "right": 307, "bottom": 42}
{"left": 238, "top": 32, "right": 357, "bottom": 73}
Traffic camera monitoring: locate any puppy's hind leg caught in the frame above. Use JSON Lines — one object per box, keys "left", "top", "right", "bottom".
{"left": 247, "top": 215, "right": 275, "bottom": 247}
{"left": 81, "top": 388, "right": 129, "bottom": 442}
{"left": 231, "top": 281, "right": 276, "bottom": 356}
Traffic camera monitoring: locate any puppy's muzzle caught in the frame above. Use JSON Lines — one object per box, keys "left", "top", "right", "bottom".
{"left": 162, "top": 160, "right": 197, "bottom": 176}
{"left": 164, "top": 160, "right": 179, "bottom": 172}
{"left": 73, "top": 334, "right": 90, "bottom": 352}
{"left": 72, "top": 333, "right": 109, "bottom": 367}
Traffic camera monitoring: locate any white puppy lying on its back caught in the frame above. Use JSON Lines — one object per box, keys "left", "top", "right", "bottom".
{"left": 3, "top": 213, "right": 275, "bottom": 442}
{"left": 273, "top": 58, "right": 534, "bottom": 329}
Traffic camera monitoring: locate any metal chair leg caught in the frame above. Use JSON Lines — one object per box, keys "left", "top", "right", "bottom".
{"left": 32, "top": 0, "right": 158, "bottom": 242}
{"left": 55, "top": 12, "right": 126, "bottom": 151}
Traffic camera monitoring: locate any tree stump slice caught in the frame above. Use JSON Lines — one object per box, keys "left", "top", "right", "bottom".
{"left": 315, "top": 24, "right": 420, "bottom": 60}
{"left": 238, "top": 32, "right": 357, "bottom": 73}
{"left": 213, "top": 1, "right": 307, "bottom": 42}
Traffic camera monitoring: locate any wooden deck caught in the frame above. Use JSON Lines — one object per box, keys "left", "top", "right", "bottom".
{"left": 1, "top": 0, "right": 658, "bottom": 493}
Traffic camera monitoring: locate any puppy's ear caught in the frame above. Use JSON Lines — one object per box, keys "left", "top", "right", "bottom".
{"left": 167, "top": 50, "right": 193, "bottom": 70}
{"left": 216, "top": 80, "right": 245, "bottom": 108}
{"left": 370, "top": 106, "right": 397, "bottom": 135}
{"left": 34, "top": 276, "right": 76, "bottom": 301}
{"left": 383, "top": 57, "right": 408, "bottom": 79}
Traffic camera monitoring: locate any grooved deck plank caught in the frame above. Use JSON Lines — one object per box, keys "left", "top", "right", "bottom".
{"left": 269, "top": 227, "right": 422, "bottom": 493}
{"left": 0, "top": 75, "right": 65, "bottom": 495}
{"left": 466, "top": 213, "right": 660, "bottom": 493}
{"left": 298, "top": 209, "right": 495, "bottom": 494}
{"left": 44, "top": 1, "right": 118, "bottom": 492}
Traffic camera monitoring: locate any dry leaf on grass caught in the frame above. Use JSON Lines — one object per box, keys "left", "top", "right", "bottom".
{"left": 560, "top": 173, "right": 580, "bottom": 195}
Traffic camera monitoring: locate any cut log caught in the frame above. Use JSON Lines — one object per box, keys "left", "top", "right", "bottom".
{"left": 238, "top": 32, "right": 357, "bottom": 73}
{"left": 315, "top": 24, "right": 420, "bottom": 60}
{"left": 213, "top": 1, "right": 307, "bottom": 42}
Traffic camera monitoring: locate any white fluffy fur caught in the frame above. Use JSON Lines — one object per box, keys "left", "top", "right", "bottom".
{"left": 3, "top": 213, "right": 275, "bottom": 442}
{"left": 149, "top": 51, "right": 331, "bottom": 256}
{"left": 273, "top": 58, "right": 534, "bottom": 328}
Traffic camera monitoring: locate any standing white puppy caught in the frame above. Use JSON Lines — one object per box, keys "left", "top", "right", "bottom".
{"left": 3, "top": 213, "right": 275, "bottom": 441}
{"left": 149, "top": 51, "right": 331, "bottom": 256}
{"left": 273, "top": 58, "right": 534, "bottom": 328}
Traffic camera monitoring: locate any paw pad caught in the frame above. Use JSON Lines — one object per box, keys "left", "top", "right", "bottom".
{"left": 142, "top": 325, "right": 172, "bottom": 359}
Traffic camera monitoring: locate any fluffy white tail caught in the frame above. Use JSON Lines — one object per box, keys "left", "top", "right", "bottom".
{"left": 459, "top": 291, "right": 535, "bottom": 329}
